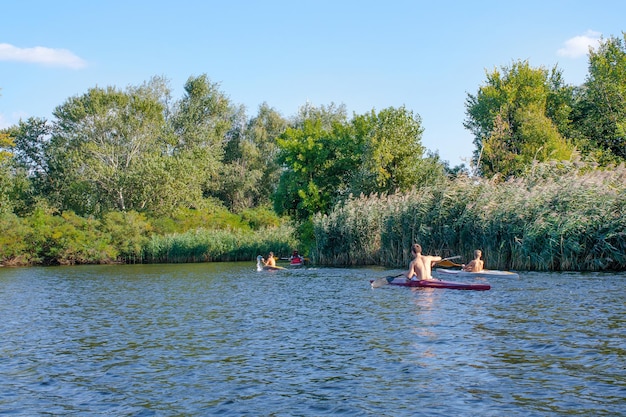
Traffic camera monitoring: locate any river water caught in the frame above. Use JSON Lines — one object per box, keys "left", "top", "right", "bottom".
{"left": 0, "top": 263, "right": 624, "bottom": 416}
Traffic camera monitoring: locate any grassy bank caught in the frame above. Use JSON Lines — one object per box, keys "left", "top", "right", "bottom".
{"left": 0, "top": 207, "right": 298, "bottom": 267}
{"left": 313, "top": 162, "right": 626, "bottom": 271}
{"left": 142, "top": 226, "right": 298, "bottom": 263}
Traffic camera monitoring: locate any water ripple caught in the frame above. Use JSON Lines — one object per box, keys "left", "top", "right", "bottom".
{"left": 0, "top": 266, "right": 624, "bottom": 416}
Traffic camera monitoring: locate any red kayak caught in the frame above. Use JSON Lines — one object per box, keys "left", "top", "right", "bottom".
{"left": 370, "top": 276, "right": 490, "bottom": 291}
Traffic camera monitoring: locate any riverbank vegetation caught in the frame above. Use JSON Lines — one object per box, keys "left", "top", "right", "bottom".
{"left": 1, "top": 33, "right": 625, "bottom": 270}
{"left": 313, "top": 162, "right": 626, "bottom": 271}
{"left": 0, "top": 203, "right": 297, "bottom": 266}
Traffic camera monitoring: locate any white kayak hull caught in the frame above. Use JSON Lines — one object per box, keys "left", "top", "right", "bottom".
{"left": 435, "top": 268, "right": 519, "bottom": 279}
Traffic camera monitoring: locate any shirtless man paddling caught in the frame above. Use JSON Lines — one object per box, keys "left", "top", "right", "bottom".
{"left": 462, "top": 249, "right": 484, "bottom": 272}
{"left": 405, "top": 243, "right": 442, "bottom": 281}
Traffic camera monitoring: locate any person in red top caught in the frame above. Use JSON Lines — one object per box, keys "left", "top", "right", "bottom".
{"left": 290, "top": 250, "right": 304, "bottom": 265}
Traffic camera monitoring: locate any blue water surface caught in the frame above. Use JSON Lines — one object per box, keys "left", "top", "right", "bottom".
{"left": 0, "top": 263, "right": 624, "bottom": 416}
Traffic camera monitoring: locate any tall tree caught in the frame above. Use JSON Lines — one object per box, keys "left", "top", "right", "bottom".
{"left": 217, "top": 102, "right": 289, "bottom": 210}
{"left": 572, "top": 33, "right": 626, "bottom": 163}
{"left": 274, "top": 103, "right": 355, "bottom": 221}
{"left": 48, "top": 78, "right": 174, "bottom": 215}
{"left": 274, "top": 104, "right": 437, "bottom": 222}
{"left": 465, "top": 60, "right": 575, "bottom": 178}
{"left": 5, "top": 117, "right": 54, "bottom": 203}
{"left": 247, "top": 103, "right": 288, "bottom": 201}
{"left": 350, "top": 106, "right": 429, "bottom": 195}
{"left": 170, "top": 74, "right": 233, "bottom": 201}
{"left": 0, "top": 130, "right": 15, "bottom": 214}
{"left": 275, "top": 117, "right": 349, "bottom": 221}
{"left": 1, "top": 118, "right": 52, "bottom": 214}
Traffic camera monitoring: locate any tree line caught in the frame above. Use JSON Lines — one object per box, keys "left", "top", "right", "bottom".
{"left": 0, "top": 33, "right": 624, "bottom": 267}
{"left": 466, "top": 33, "right": 626, "bottom": 176}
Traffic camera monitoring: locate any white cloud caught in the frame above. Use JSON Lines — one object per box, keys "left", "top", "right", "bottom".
{"left": 0, "top": 114, "right": 9, "bottom": 129}
{"left": 0, "top": 43, "right": 87, "bottom": 69}
{"left": 0, "top": 111, "right": 29, "bottom": 129}
{"left": 557, "top": 30, "right": 603, "bottom": 58}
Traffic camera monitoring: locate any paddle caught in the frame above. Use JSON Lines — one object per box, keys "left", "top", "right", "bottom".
{"left": 434, "top": 256, "right": 462, "bottom": 268}
{"left": 371, "top": 273, "right": 404, "bottom": 288}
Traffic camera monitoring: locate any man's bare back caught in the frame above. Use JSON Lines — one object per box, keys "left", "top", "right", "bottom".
{"left": 462, "top": 249, "right": 484, "bottom": 272}
{"left": 406, "top": 244, "right": 441, "bottom": 281}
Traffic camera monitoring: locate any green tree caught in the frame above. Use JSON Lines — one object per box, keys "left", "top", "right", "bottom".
{"left": 2, "top": 118, "right": 52, "bottom": 213}
{"left": 211, "top": 103, "right": 288, "bottom": 212}
{"left": 170, "top": 74, "right": 233, "bottom": 202}
{"left": 350, "top": 106, "right": 430, "bottom": 195}
{"left": 49, "top": 78, "right": 171, "bottom": 215}
{"left": 572, "top": 33, "right": 626, "bottom": 163}
{"left": 465, "top": 60, "right": 575, "bottom": 178}
{"left": 275, "top": 117, "right": 348, "bottom": 221}
{"left": 244, "top": 103, "right": 288, "bottom": 204}
{"left": 213, "top": 105, "right": 259, "bottom": 211}
{"left": 6, "top": 117, "right": 50, "bottom": 177}
{"left": 275, "top": 103, "right": 351, "bottom": 221}
{"left": 274, "top": 104, "right": 438, "bottom": 223}
{"left": 0, "top": 131, "right": 15, "bottom": 214}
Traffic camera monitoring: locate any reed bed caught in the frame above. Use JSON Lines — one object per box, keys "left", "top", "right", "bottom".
{"left": 142, "top": 223, "right": 298, "bottom": 264}
{"left": 313, "top": 163, "right": 626, "bottom": 271}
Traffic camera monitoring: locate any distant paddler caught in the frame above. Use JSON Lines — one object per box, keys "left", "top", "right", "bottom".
{"left": 262, "top": 252, "right": 276, "bottom": 267}
{"left": 289, "top": 250, "right": 305, "bottom": 266}
{"left": 257, "top": 252, "right": 285, "bottom": 271}
{"left": 462, "top": 249, "right": 484, "bottom": 272}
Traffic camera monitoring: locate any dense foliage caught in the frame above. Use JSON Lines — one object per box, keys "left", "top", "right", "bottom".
{"left": 465, "top": 34, "right": 626, "bottom": 177}
{"left": 572, "top": 34, "right": 626, "bottom": 163}
{"left": 465, "top": 61, "right": 575, "bottom": 178}
{"left": 0, "top": 204, "right": 295, "bottom": 266}
{"left": 1, "top": 32, "right": 625, "bottom": 269}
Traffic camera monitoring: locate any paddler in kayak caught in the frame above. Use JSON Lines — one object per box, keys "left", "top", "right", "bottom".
{"left": 406, "top": 243, "right": 441, "bottom": 281}
{"left": 462, "top": 249, "right": 484, "bottom": 272}
{"left": 290, "top": 250, "right": 304, "bottom": 265}
{"left": 261, "top": 252, "right": 277, "bottom": 267}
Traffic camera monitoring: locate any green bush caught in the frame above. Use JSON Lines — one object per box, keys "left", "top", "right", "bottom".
{"left": 0, "top": 212, "right": 31, "bottom": 265}
{"left": 102, "top": 210, "right": 152, "bottom": 263}
{"left": 30, "top": 210, "right": 117, "bottom": 265}
{"left": 0, "top": 202, "right": 301, "bottom": 267}
{"left": 149, "top": 202, "right": 249, "bottom": 235}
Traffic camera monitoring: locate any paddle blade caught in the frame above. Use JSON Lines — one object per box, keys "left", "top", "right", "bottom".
{"left": 371, "top": 275, "right": 402, "bottom": 288}
{"left": 371, "top": 277, "right": 389, "bottom": 288}
{"left": 436, "top": 259, "right": 462, "bottom": 268}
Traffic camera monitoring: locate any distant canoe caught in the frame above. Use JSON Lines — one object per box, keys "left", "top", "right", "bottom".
{"left": 262, "top": 265, "right": 286, "bottom": 271}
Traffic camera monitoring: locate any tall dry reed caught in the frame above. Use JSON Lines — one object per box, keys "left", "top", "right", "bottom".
{"left": 142, "top": 223, "right": 299, "bottom": 264}
{"left": 313, "top": 162, "right": 626, "bottom": 271}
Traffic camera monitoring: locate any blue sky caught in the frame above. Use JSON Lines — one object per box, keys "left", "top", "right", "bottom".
{"left": 1, "top": 0, "right": 624, "bottom": 165}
